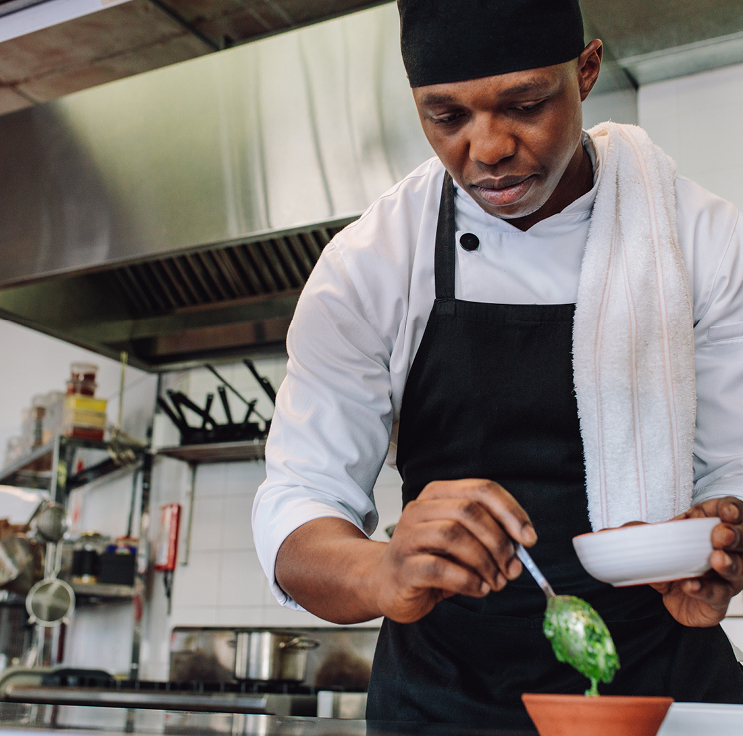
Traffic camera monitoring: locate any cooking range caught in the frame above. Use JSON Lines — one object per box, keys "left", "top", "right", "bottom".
{"left": 0, "top": 667, "right": 320, "bottom": 716}
{"left": 0, "top": 628, "right": 377, "bottom": 719}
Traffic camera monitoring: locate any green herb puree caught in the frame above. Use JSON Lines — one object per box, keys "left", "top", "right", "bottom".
{"left": 543, "top": 595, "right": 620, "bottom": 696}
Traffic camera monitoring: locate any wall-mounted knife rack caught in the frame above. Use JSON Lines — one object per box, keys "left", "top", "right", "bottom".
{"left": 156, "top": 360, "right": 276, "bottom": 446}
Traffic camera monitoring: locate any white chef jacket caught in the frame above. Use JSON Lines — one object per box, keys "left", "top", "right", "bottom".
{"left": 253, "top": 131, "right": 743, "bottom": 608}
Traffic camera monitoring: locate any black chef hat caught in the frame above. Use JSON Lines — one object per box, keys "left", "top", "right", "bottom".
{"left": 398, "top": 0, "right": 585, "bottom": 88}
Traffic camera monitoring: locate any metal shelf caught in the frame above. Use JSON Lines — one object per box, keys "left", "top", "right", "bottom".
{"left": 0, "top": 436, "right": 145, "bottom": 496}
{"left": 156, "top": 439, "right": 266, "bottom": 464}
{"left": 71, "top": 583, "right": 135, "bottom": 600}
{"left": 0, "top": 439, "right": 56, "bottom": 486}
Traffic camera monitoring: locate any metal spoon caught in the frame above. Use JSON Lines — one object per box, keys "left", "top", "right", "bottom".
{"left": 516, "top": 542, "right": 556, "bottom": 599}
{"left": 516, "top": 544, "right": 620, "bottom": 696}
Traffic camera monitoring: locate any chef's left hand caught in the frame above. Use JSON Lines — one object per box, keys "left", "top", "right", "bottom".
{"left": 650, "top": 496, "right": 743, "bottom": 627}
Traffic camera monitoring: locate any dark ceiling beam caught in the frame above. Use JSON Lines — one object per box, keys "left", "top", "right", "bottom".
{"left": 225, "top": 0, "right": 391, "bottom": 49}
{"left": 146, "top": 0, "right": 219, "bottom": 51}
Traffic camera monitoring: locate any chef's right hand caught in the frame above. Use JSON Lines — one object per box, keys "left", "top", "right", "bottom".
{"left": 373, "top": 478, "right": 537, "bottom": 623}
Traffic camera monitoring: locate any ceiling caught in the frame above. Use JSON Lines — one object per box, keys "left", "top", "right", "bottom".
{"left": 582, "top": 0, "right": 743, "bottom": 86}
{"left": 0, "top": 0, "right": 741, "bottom": 116}
{"left": 0, "top": 0, "right": 386, "bottom": 115}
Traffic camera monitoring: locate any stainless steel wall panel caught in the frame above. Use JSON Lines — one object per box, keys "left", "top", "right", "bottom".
{"left": 0, "top": 3, "right": 431, "bottom": 290}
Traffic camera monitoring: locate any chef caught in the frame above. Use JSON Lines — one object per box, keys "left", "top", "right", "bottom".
{"left": 253, "top": 0, "right": 743, "bottom": 727}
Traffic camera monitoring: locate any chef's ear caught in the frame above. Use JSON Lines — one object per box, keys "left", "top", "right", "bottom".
{"left": 577, "top": 39, "right": 603, "bottom": 102}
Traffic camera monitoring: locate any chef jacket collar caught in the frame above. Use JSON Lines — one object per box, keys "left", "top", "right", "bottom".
{"left": 454, "top": 130, "right": 600, "bottom": 235}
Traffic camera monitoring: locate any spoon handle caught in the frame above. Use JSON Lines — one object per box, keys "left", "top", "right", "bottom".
{"left": 516, "top": 544, "right": 556, "bottom": 600}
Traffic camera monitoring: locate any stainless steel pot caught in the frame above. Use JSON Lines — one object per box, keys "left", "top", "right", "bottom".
{"left": 234, "top": 631, "right": 319, "bottom": 682}
{"left": 0, "top": 535, "right": 34, "bottom": 593}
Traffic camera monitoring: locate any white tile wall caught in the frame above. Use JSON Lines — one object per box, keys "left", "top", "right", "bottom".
{"left": 166, "top": 454, "right": 402, "bottom": 635}
{"left": 639, "top": 61, "right": 743, "bottom": 211}
{"left": 219, "top": 551, "right": 265, "bottom": 606}
{"left": 226, "top": 460, "right": 266, "bottom": 497}
{"left": 65, "top": 602, "right": 135, "bottom": 675}
{"left": 216, "top": 607, "right": 263, "bottom": 627}
{"left": 170, "top": 607, "right": 219, "bottom": 627}
{"left": 189, "top": 496, "right": 225, "bottom": 552}
{"left": 221, "top": 495, "right": 255, "bottom": 550}
{"left": 368, "top": 463, "right": 404, "bottom": 542}
{"left": 582, "top": 88, "right": 638, "bottom": 129}
{"left": 172, "top": 551, "right": 222, "bottom": 607}
{"left": 194, "top": 463, "right": 228, "bottom": 498}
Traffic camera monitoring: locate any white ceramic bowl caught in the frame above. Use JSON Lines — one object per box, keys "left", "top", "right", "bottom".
{"left": 572, "top": 516, "right": 720, "bottom": 587}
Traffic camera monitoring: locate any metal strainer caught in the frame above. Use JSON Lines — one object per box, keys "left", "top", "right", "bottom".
{"left": 26, "top": 577, "right": 75, "bottom": 627}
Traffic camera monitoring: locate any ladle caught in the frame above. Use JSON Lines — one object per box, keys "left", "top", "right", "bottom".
{"left": 516, "top": 544, "right": 619, "bottom": 696}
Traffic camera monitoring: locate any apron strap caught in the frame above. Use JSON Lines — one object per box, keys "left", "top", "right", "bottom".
{"left": 434, "top": 172, "right": 456, "bottom": 300}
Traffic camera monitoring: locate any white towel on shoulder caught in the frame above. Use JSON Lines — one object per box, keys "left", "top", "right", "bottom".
{"left": 574, "top": 122, "right": 696, "bottom": 531}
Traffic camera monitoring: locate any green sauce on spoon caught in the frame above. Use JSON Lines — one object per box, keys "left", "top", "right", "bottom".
{"left": 543, "top": 594, "right": 619, "bottom": 696}
{"left": 516, "top": 545, "right": 620, "bottom": 695}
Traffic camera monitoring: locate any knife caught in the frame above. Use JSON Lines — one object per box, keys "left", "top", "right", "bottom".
{"left": 244, "top": 359, "right": 277, "bottom": 405}
{"left": 201, "top": 393, "right": 214, "bottom": 430}
{"left": 217, "top": 385, "right": 234, "bottom": 426}
{"left": 157, "top": 396, "right": 188, "bottom": 435}
{"left": 170, "top": 391, "right": 217, "bottom": 429}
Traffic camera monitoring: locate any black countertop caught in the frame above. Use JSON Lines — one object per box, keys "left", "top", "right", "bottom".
{"left": 0, "top": 703, "right": 535, "bottom": 736}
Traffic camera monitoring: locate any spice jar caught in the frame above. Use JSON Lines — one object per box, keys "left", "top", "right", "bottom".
{"left": 71, "top": 532, "right": 107, "bottom": 584}
{"left": 66, "top": 363, "right": 99, "bottom": 397}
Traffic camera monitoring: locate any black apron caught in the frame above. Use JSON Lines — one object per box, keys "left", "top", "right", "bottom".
{"left": 366, "top": 173, "right": 743, "bottom": 729}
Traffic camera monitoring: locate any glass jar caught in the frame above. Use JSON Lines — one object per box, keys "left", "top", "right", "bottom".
{"left": 66, "top": 363, "right": 98, "bottom": 397}
{"left": 71, "top": 531, "right": 107, "bottom": 584}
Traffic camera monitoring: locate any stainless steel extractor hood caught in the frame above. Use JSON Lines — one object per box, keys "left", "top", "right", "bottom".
{"left": 0, "top": 2, "right": 433, "bottom": 370}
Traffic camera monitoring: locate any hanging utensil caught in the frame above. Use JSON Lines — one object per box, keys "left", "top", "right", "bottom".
{"left": 166, "top": 390, "right": 192, "bottom": 429}
{"left": 243, "top": 359, "right": 277, "bottom": 404}
{"left": 170, "top": 391, "right": 218, "bottom": 429}
{"left": 26, "top": 577, "right": 75, "bottom": 627}
{"left": 217, "top": 386, "right": 234, "bottom": 426}
{"left": 29, "top": 501, "right": 68, "bottom": 544}
{"left": 117, "top": 351, "right": 128, "bottom": 431}
{"left": 205, "top": 364, "right": 251, "bottom": 406}
{"left": 26, "top": 538, "right": 74, "bottom": 627}
{"left": 205, "top": 363, "right": 270, "bottom": 426}
{"left": 157, "top": 396, "right": 189, "bottom": 435}
{"left": 241, "top": 399, "right": 258, "bottom": 426}
{"left": 201, "top": 393, "right": 214, "bottom": 429}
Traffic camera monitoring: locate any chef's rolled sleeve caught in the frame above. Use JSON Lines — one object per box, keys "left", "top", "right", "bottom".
{"left": 252, "top": 243, "right": 394, "bottom": 607}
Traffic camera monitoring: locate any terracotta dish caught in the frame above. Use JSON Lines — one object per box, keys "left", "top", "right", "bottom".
{"left": 522, "top": 693, "right": 673, "bottom": 736}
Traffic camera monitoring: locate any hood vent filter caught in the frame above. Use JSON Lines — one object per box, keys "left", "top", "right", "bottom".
{"left": 114, "top": 224, "right": 346, "bottom": 320}
{"left": 0, "top": 221, "right": 353, "bottom": 370}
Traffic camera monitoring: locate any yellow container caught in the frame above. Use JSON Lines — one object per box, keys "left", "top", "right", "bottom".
{"left": 64, "top": 410, "right": 107, "bottom": 429}
{"left": 64, "top": 395, "right": 107, "bottom": 413}
{"left": 63, "top": 395, "right": 108, "bottom": 439}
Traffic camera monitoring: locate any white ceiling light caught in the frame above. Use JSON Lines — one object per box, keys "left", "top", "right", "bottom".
{"left": 0, "top": 0, "right": 133, "bottom": 44}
